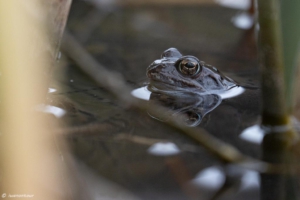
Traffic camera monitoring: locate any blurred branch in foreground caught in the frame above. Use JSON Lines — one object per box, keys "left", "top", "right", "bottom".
{"left": 0, "top": 1, "right": 72, "bottom": 199}
{"left": 281, "top": 0, "right": 300, "bottom": 113}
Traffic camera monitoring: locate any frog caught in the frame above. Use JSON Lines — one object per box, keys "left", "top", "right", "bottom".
{"left": 146, "top": 48, "right": 237, "bottom": 94}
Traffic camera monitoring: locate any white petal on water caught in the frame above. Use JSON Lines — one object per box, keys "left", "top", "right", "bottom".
{"left": 56, "top": 51, "right": 62, "bottom": 61}
{"left": 215, "top": 0, "right": 251, "bottom": 10}
{"left": 36, "top": 104, "right": 66, "bottom": 118}
{"left": 240, "top": 170, "right": 260, "bottom": 190}
{"left": 131, "top": 86, "right": 151, "bottom": 100}
{"left": 232, "top": 12, "right": 254, "bottom": 30}
{"left": 191, "top": 166, "right": 225, "bottom": 189}
{"left": 147, "top": 142, "right": 181, "bottom": 156}
{"left": 48, "top": 88, "right": 57, "bottom": 93}
{"left": 239, "top": 125, "right": 264, "bottom": 144}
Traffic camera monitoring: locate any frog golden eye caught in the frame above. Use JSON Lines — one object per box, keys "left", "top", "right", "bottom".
{"left": 178, "top": 58, "right": 201, "bottom": 76}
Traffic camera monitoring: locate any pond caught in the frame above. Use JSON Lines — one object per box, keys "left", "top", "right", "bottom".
{"left": 48, "top": 0, "right": 264, "bottom": 199}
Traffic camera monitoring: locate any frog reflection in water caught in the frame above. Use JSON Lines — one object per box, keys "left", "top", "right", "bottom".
{"left": 146, "top": 48, "right": 239, "bottom": 126}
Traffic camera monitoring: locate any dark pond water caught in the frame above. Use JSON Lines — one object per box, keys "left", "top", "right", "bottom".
{"left": 48, "top": 1, "right": 266, "bottom": 199}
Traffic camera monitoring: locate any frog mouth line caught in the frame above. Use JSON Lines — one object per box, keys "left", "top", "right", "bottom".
{"left": 148, "top": 77, "right": 239, "bottom": 96}
{"left": 145, "top": 84, "right": 244, "bottom": 101}
{"left": 148, "top": 78, "right": 203, "bottom": 92}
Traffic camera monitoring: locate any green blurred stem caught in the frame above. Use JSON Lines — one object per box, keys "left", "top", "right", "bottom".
{"left": 257, "top": 0, "right": 288, "bottom": 126}
{"left": 258, "top": 0, "right": 300, "bottom": 199}
{"left": 281, "top": 1, "right": 300, "bottom": 113}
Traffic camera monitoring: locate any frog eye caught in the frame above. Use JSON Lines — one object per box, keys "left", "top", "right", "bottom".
{"left": 177, "top": 58, "right": 201, "bottom": 76}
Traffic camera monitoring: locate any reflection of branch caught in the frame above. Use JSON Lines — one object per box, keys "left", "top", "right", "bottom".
{"left": 61, "top": 30, "right": 277, "bottom": 173}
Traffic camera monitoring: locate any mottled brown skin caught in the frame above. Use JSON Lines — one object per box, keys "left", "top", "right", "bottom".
{"left": 147, "top": 48, "right": 237, "bottom": 94}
